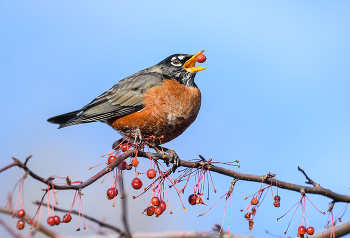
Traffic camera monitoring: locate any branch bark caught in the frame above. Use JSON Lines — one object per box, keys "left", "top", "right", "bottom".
{"left": 309, "top": 220, "right": 350, "bottom": 238}
{"left": 2, "top": 149, "right": 350, "bottom": 237}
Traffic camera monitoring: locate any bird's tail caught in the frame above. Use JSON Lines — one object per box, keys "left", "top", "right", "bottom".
{"left": 47, "top": 110, "right": 82, "bottom": 128}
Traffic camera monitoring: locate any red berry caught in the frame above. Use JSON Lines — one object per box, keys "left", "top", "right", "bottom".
{"left": 131, "top": 178, "right": 143, "bottom": 189}
{"left": 119, "top": 160, "right": 126, "bottom": 170}
{"left": 47, "top": 216, "right": 55, "bottom": 226}
{"left": 131, "top": 157, "right": 139, "bottom": 167}
{"left": 17, "top": 209, "right": 25, "bottom": 218}
{"left": 151, "top": 197, "right": 160, "bottom": 206}
{"left": 107, "top": 187, "right": 118, "bottom": 199}
{"left": 121, "top": 144, "right": 129, "bottom": 152}
{"left": 17, "top": 220, "right": 25, "bottom": 230}
{"left": 251, "top": 197, "right": 258, "bottom": 205}
{"left": 196, "top": 54, "right": 206, "bottom": 63}
{"left": 54, "top": 215, "right": 60, "bottom": 225}
{"left": 108, "top": 155, "right": 117, "bottom": 164}
{"left": 251, "top": 207, "right": 256, "bottom": 215}
{"left": 274, "top": 195, "right": 281, "bottom": 201}
{"left": 146, "top": 206, "right": 155, "bottom": 216}
{"left": 188, "top": 194, "right": 198, "bottom": 205}
{"left": 307, "top": 227, "right": 315, "bottom": 235}
{"left": 147, "top": 169, "right": 157, "bottom": 179}
{"left": 160, "top": 201, "right": 166, "bottom": 211}
{"left": 63, "top": 214, "right": 72, "bottom": 223}
{"left": 154, "top": 206, "right": 164, "bottom": 215}
{"left": 298, "top": 226, "right": 307, "bottom": 235}
{"left": 126, "top": 164, "right": 133, "bottom": 170}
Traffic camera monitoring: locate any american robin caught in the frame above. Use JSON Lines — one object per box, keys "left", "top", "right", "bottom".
{"left": 48, "top": 51, "right": 206, "bottom": 144}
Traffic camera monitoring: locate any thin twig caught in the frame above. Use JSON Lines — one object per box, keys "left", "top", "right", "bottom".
{"left": 0, "top": 160, "right": 18, "bottom": 173}
{"left": 120, "top": 172, "right": 132, "bottom": 238}
{"left": 298, "top": 166, "right": 320, "bottom": 187}
{"left": 0, "top": 217, "right": 21, "bottom": 238}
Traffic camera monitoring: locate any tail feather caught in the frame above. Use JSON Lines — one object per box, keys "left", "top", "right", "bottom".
{"left": 47, "top": 110, "right": 81, "bottom": 128}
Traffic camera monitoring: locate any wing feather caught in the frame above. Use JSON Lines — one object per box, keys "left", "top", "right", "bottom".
{"left": 56, "top": 69, "right": 163, "bottom": 128}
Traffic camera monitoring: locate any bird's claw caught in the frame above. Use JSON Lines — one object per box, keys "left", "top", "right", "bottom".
{"left": 166, "top": 149, "right": 180, "bottom": 173}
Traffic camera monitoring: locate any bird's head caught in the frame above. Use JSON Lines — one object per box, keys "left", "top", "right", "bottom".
{"left": 157, "top": 51, "right": 206, "bottom": 88}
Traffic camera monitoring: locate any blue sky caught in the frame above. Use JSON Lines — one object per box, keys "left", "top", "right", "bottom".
{"left": 1, "top": 1, "right": 350, "bottom": 237}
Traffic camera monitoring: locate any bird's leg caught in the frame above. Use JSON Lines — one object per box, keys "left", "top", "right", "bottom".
{"left": 132, "top": 129, "right": 143, "bottom": 146}
{"left": 145, "top": 141, "right": 163, "bottom": 155}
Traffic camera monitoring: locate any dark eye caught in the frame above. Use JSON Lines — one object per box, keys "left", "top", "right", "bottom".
{"left": 171, "top": 58, "right": 181, "bottom": 66}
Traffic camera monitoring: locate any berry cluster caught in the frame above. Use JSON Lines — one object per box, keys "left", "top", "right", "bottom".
{"left": 101, "top": 138, "right": 182, "bottom": 218}
{"left": 273, "top": 195, "right": 281, "bottom": 207}
{"left": 5, "top": 173, "right": 28, "bottom": 230}
{"left": 107, "top": 187, "right": 118, "bottom": 199}
{"left": 146, "top": 197, "right": 166, "bottom": 217}
{"left": 16, "top": 209, "right": 26, "bottom": 230}
{"left": 242, "top": 187, "right": 268, "bottom": 231}
{"left": 297, "top": 226, "right": 314, "bottom": 237}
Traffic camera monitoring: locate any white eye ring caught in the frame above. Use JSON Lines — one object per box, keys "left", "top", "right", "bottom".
{"left": 171, "top": 57, "right": 182, "bottom": 66}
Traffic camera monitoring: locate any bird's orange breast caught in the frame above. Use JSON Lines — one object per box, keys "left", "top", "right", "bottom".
{"left": 107, "top": 79, "right": 201, "bottom": 143}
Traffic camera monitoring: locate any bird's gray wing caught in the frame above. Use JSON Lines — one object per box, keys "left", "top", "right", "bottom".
{"left": 55, "top": 70, "right": 164, "bottom": 128}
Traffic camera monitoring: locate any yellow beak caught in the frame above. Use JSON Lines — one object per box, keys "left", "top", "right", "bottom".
{"left": 184, "top": 50, "right": 206, "bottom": 72}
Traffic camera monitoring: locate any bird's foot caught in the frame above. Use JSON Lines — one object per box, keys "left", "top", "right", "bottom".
{"left": 166, "top": 149, "right": 180, "bottom": 173}
{"left": 145, "top": 143, "right": 180, "bottom": 172}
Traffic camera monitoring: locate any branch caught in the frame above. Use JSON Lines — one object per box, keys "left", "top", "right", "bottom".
{"left": 311, "top": 220, "right": 350, "bottom": 238}
{"left": 120, "top": 172, "right": 132, "bottom": 238}
{"left": 298, "top": 166, "right": 320, "bottom": 187}
{"left": 137, "top": 151, "right": 350, "bottom": 203}
{"left": 0, "top": 160, "right": 18, "bottom": 173}
{"left": 2, "top": 149, "right": 350, "bottom": 203}
{"left": 2, "top": 150, "right": 135, "bottom": 191}
{"left": 0, "top": 217, "right": 21, "bottom": 238}
{"left": 2, "top": 149, "right": 350, "bottom": 237}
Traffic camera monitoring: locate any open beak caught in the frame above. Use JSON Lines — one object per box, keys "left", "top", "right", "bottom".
{"left": 184, "top": 50, "right": 206, "bottom": 72}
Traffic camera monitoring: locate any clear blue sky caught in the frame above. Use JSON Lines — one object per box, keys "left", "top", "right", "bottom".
{"left": 1, "top": 1, "right": 350, "bottom": 237}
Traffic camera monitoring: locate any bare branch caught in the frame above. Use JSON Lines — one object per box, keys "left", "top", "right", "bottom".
{"left": 0, "top": 161, "right": 18, "bottom": 173}
{"left": 120, "top": 172, "right": 132, "bottom": 238}
{"left": 3, "top": 150, "right": 350, "bottom": 203}
{"left": 312, "top": 219, "right": 350, "bottom": 238}
{"left": 0, "top": 217, "right": 21, "bottom": 238}
{"left": 298, "top": 166, "right": 320, "bottom": 187}
{"left": 137, "top": 151, "right": 350, "bottom": 203}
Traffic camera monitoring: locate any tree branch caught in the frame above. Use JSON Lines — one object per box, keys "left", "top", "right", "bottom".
{"left": 137, "top": 151, "right": 350, "bottom": 203}
{"left": 2, "top": 148, "right": 350, "bottom": 237}
{"left": 311, "top": 220, "right": 350, "bottom": 238}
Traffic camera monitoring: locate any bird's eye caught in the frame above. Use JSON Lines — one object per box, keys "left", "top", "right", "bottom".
{"left": 171, "top": 58, "right": 182, "bottom": 66}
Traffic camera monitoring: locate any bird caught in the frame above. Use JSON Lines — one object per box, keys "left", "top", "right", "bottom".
{"left": 48, "top": 51, "right": 206, "bottom": 144}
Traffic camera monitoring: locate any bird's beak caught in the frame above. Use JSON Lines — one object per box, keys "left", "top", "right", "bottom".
{"left": 184, "top": 50, "right": 206, "bottom": 72}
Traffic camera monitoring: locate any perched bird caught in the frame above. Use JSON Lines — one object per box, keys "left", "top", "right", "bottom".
{"left": 48, "top": 51, "right": 206, "bottom": 144}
